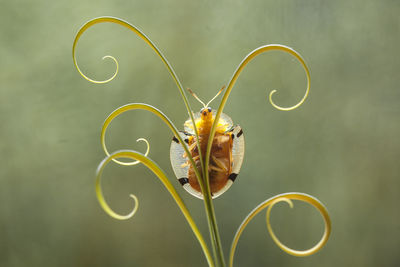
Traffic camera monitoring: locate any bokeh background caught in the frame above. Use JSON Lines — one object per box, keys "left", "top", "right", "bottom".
{"left": 1, "top": 0, "right": 399, "bottom": 266}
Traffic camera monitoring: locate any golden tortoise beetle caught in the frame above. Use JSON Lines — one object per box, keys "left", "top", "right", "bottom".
{"left": 170, "top": 88, "right": 245, "bottom": 199}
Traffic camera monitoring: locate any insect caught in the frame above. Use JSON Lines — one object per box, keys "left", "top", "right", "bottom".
{"left": 170, "top": 88, "right": 245, "bottom": 199}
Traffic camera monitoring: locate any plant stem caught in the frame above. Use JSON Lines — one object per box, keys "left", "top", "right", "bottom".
{"left": 204, "top": 196, "right": 226, "bottom": 267}
{"left": 201, "top": 165, "right": 226, "bottom": 267}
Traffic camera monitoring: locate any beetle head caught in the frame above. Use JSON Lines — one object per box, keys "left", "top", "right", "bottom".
{"left": 200, "top": 107, "right": 213, "bottom": 118}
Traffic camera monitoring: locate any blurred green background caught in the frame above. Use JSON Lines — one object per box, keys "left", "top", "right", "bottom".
{"left": 1, "top": 0, "right": 399, "bottom": 266}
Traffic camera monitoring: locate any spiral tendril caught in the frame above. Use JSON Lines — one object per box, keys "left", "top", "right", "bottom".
{"left": 103, "top": 128, "right": 150, "bottom": 165}
{"left": 73, "top": 16, "right": 205, "bottom": 193}
{"left": 205, "top": 45, "right": 311, "bottom": 202}
{"left": 99, "top": 55, "right": 119, "bottom": 83}
{"left": 229, "top": 193, "right": 331, "bottom": 266}
{"left": 95, "top": 154, "right": 138, "bottom": 220}
{"left": 95, "top": 149, "right": 215, "bottom": 266}
{"left": 266, "top": 197, "right": 329, "bottom": 257}
{"left": 100, "top": 103, "right": 203, "bottom": 187}
{"left": 73, "top": 41, "right": 119, "bottom": 83}
{"left": 206, "top": 45, "right": 310, "bottom": 170}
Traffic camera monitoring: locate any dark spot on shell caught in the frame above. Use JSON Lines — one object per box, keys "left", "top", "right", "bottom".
{"left": 228, "top": 173, "right": 238, "bottom": 182}
{"left": 178, "top": 177, "right": 189, "bottom": 185}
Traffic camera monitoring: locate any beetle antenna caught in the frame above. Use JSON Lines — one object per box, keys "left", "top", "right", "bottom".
{"left": 205, "top": 85, "right": 225, "bottom": 107}
{"left": 187, "top": 88, "right": 206, "bottom": 108}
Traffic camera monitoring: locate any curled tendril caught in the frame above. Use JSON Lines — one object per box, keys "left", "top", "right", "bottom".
{"left": 205, "top": 45, "right": 311, "bottom": 205}
{"left": 229, "top": 192, "right": 331, "bottom": 267}
{"left": 95, "top": 152, "right": 139, "bottom": 220}
{"left": 102, "top": 123, "right": 150, "bottom": 166}
{"left": 100, "top": 103, "right": 203, "bottom": 188}
{"left": 73, "top": 16, "right": 205, "bottom": 191}
{"left": 73, "top": 17, "right": 179, "bottom": 87}
{"left": 96, "top": 149, "right": 214, "bottom": 266}
{"left": 226, "top": 44, "right": 310, "bottom": 113}
{"left": 99, "top": 55, "right": 119, "bottom": 84}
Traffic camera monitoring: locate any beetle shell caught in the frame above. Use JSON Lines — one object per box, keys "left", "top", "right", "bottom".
{"left": 170, "top": 110, "right": 245, "bottom": 199}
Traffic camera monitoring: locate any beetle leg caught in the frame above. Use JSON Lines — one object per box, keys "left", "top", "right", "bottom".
{"left": 209, "top": 164, "right": 225, "bottom": 172}
{"left": 181, "top": 162, "right": 189, "bottom": 168}
{"left": 181, "top": 155, "right": 199, "bottom": 168}
{"left": 211, "top": 155, "right": 228, "bottom": 172}
{"left": 182, "top": 141, "right": 197, "bottom": 158}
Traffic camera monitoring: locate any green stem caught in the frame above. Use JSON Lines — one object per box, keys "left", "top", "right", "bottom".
{"left": 203, "top": 192, "right": 226, "bottom": 267}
